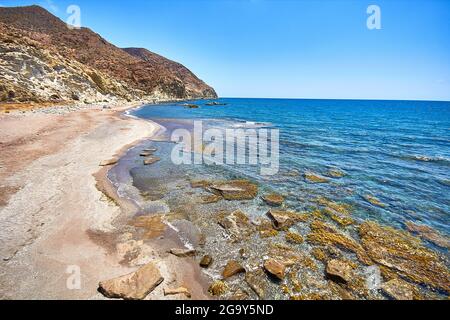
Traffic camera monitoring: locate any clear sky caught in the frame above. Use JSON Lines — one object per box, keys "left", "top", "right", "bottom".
{"left": 1, "top": 0, "right": 450, "bottom": 101}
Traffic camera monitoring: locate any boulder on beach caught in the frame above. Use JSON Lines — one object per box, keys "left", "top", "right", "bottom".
{"left": 98, "top": 262, "right": 164, "bottom": 300}
{"left": 99, "top": 157, "right": 118, "bottom": 166}
{"left": 209, "top": 180, "right": 258, "bottom": 201}
{"left": 262, "top": 193, "right": 284, "bottom": 207}
{"left": 222, "top": 260, "right": 246, "bottom": 279}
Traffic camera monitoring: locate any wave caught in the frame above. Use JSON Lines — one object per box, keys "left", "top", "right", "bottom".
{"left": 399, "top": 154, "right": 450, "bottom": 166}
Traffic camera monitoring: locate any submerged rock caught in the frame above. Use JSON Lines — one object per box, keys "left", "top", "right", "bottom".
{"left": 245, "top": 269, "right": 267, "bottom": 299}
{"left": 316, "top": 197, "right": 352, "bottom": 215}
{"left": 222, "top": 260, "right": 246, "bottom": 279}
{"left": 200, "top": 255, "right": 213, "bottom": 268}
{"left": 323, "top": 208, "right": 355, "bottom": 227}
{"left": 209, "top": 180, "right": 258, "bottom": 200}
{"left": 304, "top": 172, "right": 330, "bottom": 184}
{"left": 381, "top": 279, "right": 419, "bottom": 300}
{"left": 325, "top": 259, "right": 353, "bottom": 284}
{"left": 262, "top": 193, "right": 285, "bottom": 207}
{"left": 268, "top": 243, "right": 301, "bottom": 267}
{"left": 201, "top": 194, "right": 222, "bottom": 204}
{"left": 256, "top": 219, "right": 279, "bottom": 238}
{"left": 164, "top": 287, "right": 191, "bottom": 298}
{"left": 230, "top": 289, "right": 249, "bottom": 300}
{"left": 264, "top": 258, "right": 286, "bottom": 280}
{"left": 327, "top": 168, "right": 346, "bottom": 178}
{"left": 169, "top": 248, "right": 196, "bottom": 258}
{"left": 140, "top": 151, "right": 155, "bottom": 157}
{"left": 359, "top": 221, "right": 450, "bottom": 293}
{"left": 98, "top": 262, "right": 164, "bottom": 300}
{"left": 267, "top": 209, "right": 308, "bottom": 230}
{"left": 143, "top": 156, "right": 161, "bottom": 166}
{"left": 131, "top": 215, "right": 167, "bottom": 239}
{"left": 218, "top": 210, "right": 254, "bottom": 240}
{"left": 285, "top": 231, "right": 304, "bottom": 244}
{"left": 190, "top": 180, "right": 211, "bottom": 189}
{"left": 208, "top": 281, "right": 229, "bottom": 296}
{"left": 307, "top": 220, "right": 372, "bottom": 265}
{"left": 363, "top": 195, "right": 386, "bottom": 208}
{"left": 405, "top": 222, "right": 450, "bottom": 249}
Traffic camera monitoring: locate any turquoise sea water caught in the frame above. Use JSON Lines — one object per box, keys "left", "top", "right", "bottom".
{"left": 132, "top": 98, "right": 450, "bottom": 248}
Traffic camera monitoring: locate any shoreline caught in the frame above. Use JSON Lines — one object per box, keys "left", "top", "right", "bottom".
{"left": 0, "top": 99, "right": 210, "bottom": 299}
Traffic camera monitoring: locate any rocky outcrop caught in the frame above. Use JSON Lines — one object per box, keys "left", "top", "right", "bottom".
{"left": 0, "top": 6, "right": 217, "bottom": 104}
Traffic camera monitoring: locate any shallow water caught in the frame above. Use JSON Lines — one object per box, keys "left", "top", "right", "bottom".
{"left": 132, "top": 98, "right": 450, "bottom": 243}
{"left": 108, "top": 98, "right": 450, "bottom": 299}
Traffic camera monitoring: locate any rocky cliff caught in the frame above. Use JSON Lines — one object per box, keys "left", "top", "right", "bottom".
{"left": 0, "top": 5, "right": 217, "bottom": 104}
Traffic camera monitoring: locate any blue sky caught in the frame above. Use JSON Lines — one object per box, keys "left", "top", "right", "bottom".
{"left": 1, "top": 0, "right": 450, "bottom": 101}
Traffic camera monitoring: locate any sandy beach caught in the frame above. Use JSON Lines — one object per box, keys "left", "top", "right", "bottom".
{"left": 0, "top": 102, "right": 209, "bottom": 300}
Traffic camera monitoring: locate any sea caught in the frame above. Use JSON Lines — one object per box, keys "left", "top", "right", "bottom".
{"left": 107, "top": 98, "right": 450, "bottom": 299}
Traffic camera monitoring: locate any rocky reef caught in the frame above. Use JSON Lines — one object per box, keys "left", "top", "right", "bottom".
{"left": 0, "top": 5, "right": 217, "bottom": 105}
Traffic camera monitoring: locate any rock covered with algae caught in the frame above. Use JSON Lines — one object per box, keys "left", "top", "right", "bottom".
{"left": 359, "top": 221, "right": 450, "bottom": 293}
{"left": 209, "top": 179, "right": 258, "bottom": 200}
{"left": 307, "top": 220, "right": 372, "bottom": 265}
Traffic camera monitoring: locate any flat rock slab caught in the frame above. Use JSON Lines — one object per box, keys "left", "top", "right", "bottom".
{"left": 98, "top": 262, "right": 164, "bottom": 300}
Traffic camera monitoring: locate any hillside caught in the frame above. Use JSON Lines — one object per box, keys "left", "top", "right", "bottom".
{"left": 0, "top": 5, "right": 217, "bottom": 104}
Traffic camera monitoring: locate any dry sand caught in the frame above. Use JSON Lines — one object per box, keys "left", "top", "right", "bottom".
{"left": 0, "top": 103, "right": 209, "bottom": 300}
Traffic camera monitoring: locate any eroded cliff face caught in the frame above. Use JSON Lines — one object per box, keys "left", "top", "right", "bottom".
{"left": 0, "top": 5, "right": 217, "bottom": 104}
